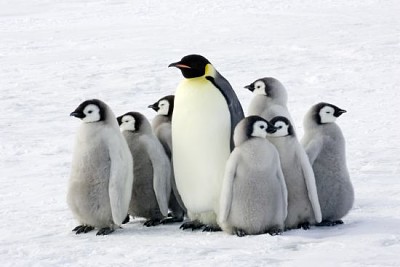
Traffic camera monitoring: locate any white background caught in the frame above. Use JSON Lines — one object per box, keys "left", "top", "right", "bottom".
{"left": 1, "top": 0, "right": 399, "bottom": 266}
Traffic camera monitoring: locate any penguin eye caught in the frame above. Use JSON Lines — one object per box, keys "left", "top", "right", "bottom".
{"left": 88, "top": 110, "right": 93, "bottom": 114}
{"left": 278, "top": 126, "right": 283, "bottom": 129}
{"left": 260, "top": 125, "right": 265, "bottom": 129}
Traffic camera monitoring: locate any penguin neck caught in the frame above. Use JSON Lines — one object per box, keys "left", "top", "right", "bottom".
{"left": 152, "top": 115, "right": 170, "bottom": 129}
{"left": 183, "top": 63, "right": 217, "bottom": 82}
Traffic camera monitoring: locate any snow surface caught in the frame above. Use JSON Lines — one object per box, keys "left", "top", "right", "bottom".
{"left": 1, "top": 0, "right": 400, "bottom": 266}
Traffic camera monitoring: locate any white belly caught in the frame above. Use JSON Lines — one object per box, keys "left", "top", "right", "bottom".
{"left": 172, "top": 78, "right": 231, "bottom": 214}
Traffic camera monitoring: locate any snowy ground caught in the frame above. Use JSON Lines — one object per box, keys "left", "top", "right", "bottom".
{"left": 1, "top": 0, "right": 400, "bottom": 266}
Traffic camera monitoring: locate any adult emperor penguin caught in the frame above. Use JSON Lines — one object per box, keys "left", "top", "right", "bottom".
{"left": 244, "top": 77, "right": 295, "bottom": 127}
{"left": 169, "top": 54, "right": 244, "bottom": 231}
{"left": 219, "top": 116, "right": 288, "bottom": 236}
{"left": 301, "top": 103, "right": 354, "bottom": 226}
{"left": 267, "top": 116, "right": 322, "bottom": 230}
{"left": 117, "top": 111, "right": 171, "bottom": 226}
{"left": 68, "top": 99, "right": 133, "bottom": 235}
{"left": 148, "top": 95, "right": 187, "bottom": 223}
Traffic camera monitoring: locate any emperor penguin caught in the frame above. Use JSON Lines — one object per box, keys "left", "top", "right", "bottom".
{"left": 267, "top": 116, "right": 322, "bottom": 230}
{"left": 148, "top": 95, "right": 187, "bottom": 223}
{"left": 169, "top": 54, "right": 244, "bottom": 231}
{"left": 301, "top": 103, "right": 354, "bottom": 226}
{"left": 218, "top": 116, "right": 287, "bottom": 236}
{"left": 117, "top": 111, "right": 171, "bottom": 226}
{"left": 68, "top": 99, "right": 133, "bottom": 235}
{"left": 244, "top": 77, "right": 295, "bottom": 127}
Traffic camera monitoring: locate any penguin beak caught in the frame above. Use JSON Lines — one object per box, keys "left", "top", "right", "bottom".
{"left": 244, "top": 84, "right": 254, "bottom": 92}
{"left": 70, "top": 111, "right": 85, "bottom": 119}
{"left": 148, "top": 103, "right": 159, "bottom": 112}
{"left": 168, "top": 62, "right": 191, "bottom": 69}
{"left": 335, "top": 109, "right": 347, "bottom": 117}
{"left": 266, "top": 123, "right": 278, "bottom": 134}
{"left": 116, "top": 116, "right": 122, "bottom": 126}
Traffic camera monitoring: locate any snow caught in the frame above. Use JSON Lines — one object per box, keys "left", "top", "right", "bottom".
{"left": 1, "top": 0, "right": 400, "bottom": 266}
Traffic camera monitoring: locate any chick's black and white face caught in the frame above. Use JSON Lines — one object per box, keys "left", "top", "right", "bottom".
{"left": 253, "top": 80, "right": 267, "bottom": 96}
{"left": 119, "top": 115, "right": 136, "bottom": 132}
{"left": 157, "top": 100, "right": 170, "bottom": 115}
{"left": 81, "top": 104, "right": 101, "bottom": 123}
{"left": 272, "top": 121, "right": 290, "bottom": 137}
{"left": 251, "top": 120, "right": 269, "bottom": 138}
{"left": 319, "top": 106, "right": 337, "bottom": 124}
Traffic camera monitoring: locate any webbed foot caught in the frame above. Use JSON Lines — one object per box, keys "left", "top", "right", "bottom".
{"left": 122, "top": 214, "right": 130, "bottom": 224}
{"left": 73, "top": 225, "right": 94, "bottom": 234}
{"left": 161, "top": 216, "right": 184, "bottom": 224}
{"left": 96, "top": 227, "right": 114, "bottom": 235}
{"left": 234, "top": 229, "right": 247, "bottom": 237}
{"left": 267, "top": 228, "right": 283, "bottom": 236}
{"left": 316, "top": 220, "right": 344, "bottom": 227}
{"left": 298, "top": 222, "right": 311, "bottom": 230}
{"left": 144, "top": 218, "right": 162, "bottom": 227}
{"left": 180, "top": 220, "right": 204, "bottom": 231}
{"left": 202, "top": 225, "right": 222, "bottom": 232}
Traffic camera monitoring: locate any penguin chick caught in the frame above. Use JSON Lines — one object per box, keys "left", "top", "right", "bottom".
{"left": 245, "top": 77, "right": 295, "bottom": 128}
{"left": 219, "top": 116, "right": 288, "bottom": 236}
{"left": 169, "top": 54, "right": 244, "bottom": 231}
{"left": 68, "top": 99, "right": 133, "bottom": 236}
{"left": 117, "top": 111, "right": 171, "bottom": 227}
{"left": 148, "top": 95, "right": 187, "bottom": 224}
{"left": 301, "top": 103, "right": 354, "bottom": 226}
{"left": 267, "top": 116, "right": 322, "bottom": 230}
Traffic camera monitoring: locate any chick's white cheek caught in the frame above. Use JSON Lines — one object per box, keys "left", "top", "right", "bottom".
{"left": 254, "top": 81, "right": 266, "bottom": 95}
{"left": 82, "top": 104, "right": 100, "bottom": 123}
{"left": 319, "top": 106, "right": 336, "bottom": 123}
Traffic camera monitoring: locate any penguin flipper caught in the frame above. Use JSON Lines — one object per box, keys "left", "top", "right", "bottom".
{"left": 303, "top": 137, "right": 323, "bottom": 165}
{"left": 108, "top": 132, "right": 133, "bottom": 225}
{"left": 218, "top": 149, "right": 239, "bottom": 224}
{"left": 143, "top": 136, "right": 171, "bottom": 217}
{"left": 276, "top": 155, "right": 288, "bottom": 220}
{"left": 298, "top": 148, "right": 322, "bottom": 223}
{"left": 206, "top": 73, "right": 244, "bottom": 151}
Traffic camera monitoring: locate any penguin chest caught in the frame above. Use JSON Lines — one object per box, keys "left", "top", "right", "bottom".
{"left": 172, "top": 79, "right": 231, "bottom": 213}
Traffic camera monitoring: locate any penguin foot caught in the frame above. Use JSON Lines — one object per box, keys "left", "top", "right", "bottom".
{"left": 202, "top": 225, "right": 222, "bottom": 232}
{"left": 316, "top": 220, "right": 344, "bottom": 227}
{"left": 267, "top": 228, "right": 283, "bottom": 236}
{"left": 73, "top": 225, "right": 94, "bottom": 234}
{"left": 122, "top": 214, "right": 130, "bottom": 224}
{"left": 234, "top": 229, "right": 247, "bottom": 237}
{"left": 298, "top": 222, "right": 311, "bottom": 230}
{"left": 160, "top": 216, "right": 184, "bottom": 224}
{"left": 144, "top": 219, "right": 162, "bottom": 227}
{"left": 96, "top": 227, "right": 114, "bottom": 236}
{"left": 180, "top": 220, "right": 204, "bottom": 231}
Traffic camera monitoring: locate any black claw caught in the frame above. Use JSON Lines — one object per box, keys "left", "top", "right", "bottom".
{"left": 235, "top": 229, "right": 247, "bottom": 237}
{"left": 160, "top": 216, "right": 184, "bottom": 224}
{"left": 83, "top": 226, "right": 94, "bottom": 233}
{"left": 202, "top": 225, "right": 222, "bottom": 232}
{"left": 72, "top": 225, "right": 82, "bottom": 232}
{"left": 316, "top": 220, "right": 344, "bottom": 227}
{"left": 96, "top": 227, "right": 114, "bottom": 236}
{"left": 267, "top": 228, "right": 283, "bottom": 236}
{"left": 73, "top": 225, "right": 94, "bottom": 234}
{"left": 298, "top": 222, "right": 311, "bottom": 230}
{"left": 122, "top": 214, "right": 130, "bottom": 224}
{"left": 179, "top": 220, "right": 204, "bottom": 231}
{"left": 144, "top": 219, "right": 162, "bottom": 227}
